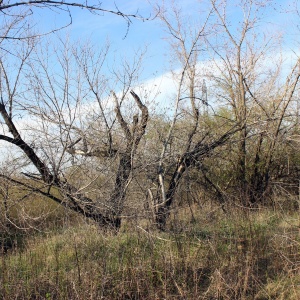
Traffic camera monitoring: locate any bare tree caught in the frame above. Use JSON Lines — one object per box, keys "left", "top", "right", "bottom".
{"left": 205, "top": 0, "right": 300, "bottom": 205}
{"left": 151, "top": 2, "right": 240, "bottom": 230}
{"left": 0, "top": 0, "right": 152, "bottom": 231}
{"left": 0, "top": 37, "right": 148, "bottom": 231}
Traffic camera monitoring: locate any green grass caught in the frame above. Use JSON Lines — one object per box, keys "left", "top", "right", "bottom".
{"left": 1, "top": 204, "right": 300, "bottom": 299}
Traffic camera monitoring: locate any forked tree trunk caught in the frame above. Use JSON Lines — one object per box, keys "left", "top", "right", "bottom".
{"left": 155, "top": 126, "right": 240, "bottom": 230}
{"left": 0, "top": 91, "right": 148, "bottom": 231}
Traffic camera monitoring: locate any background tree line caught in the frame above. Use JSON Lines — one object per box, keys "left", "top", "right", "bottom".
{"left": 0, "top": 0, "right": 300, "bottom": 232}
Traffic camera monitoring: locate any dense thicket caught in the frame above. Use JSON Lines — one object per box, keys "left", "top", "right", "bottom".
{"left": 0, "top": 0, "right": 300, "bottom": 232}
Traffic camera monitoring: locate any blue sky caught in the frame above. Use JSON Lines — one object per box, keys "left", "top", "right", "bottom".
{"left": 8, "top": 0, "right": 291, "bottom": 119}
{"left": 1, "top": 0, "right": 299, "bottom": 106}
{"left": 33, "top": 0, "right": 167, "bottom": 81}
{"left": 0, "top": 0, "right": 296, "bottom": 115}
{"left": 0, "top": 0, "right": 299, "bottom": 158}
{"left": 30, "top": 0, "right": 299, "bottom": 81}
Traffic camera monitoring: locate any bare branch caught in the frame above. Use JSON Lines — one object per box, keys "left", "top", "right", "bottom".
{"left": 112, "top": 91, "right": 132, "bottom": 142}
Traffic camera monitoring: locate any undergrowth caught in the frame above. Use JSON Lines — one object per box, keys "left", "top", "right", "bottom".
{"left": 0, "top": 205, "right": 300, "bottom": 299}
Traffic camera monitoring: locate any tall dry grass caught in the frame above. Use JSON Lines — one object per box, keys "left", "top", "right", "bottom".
{"left": 1, "top": 199, "right": 300, "bottom": 299}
